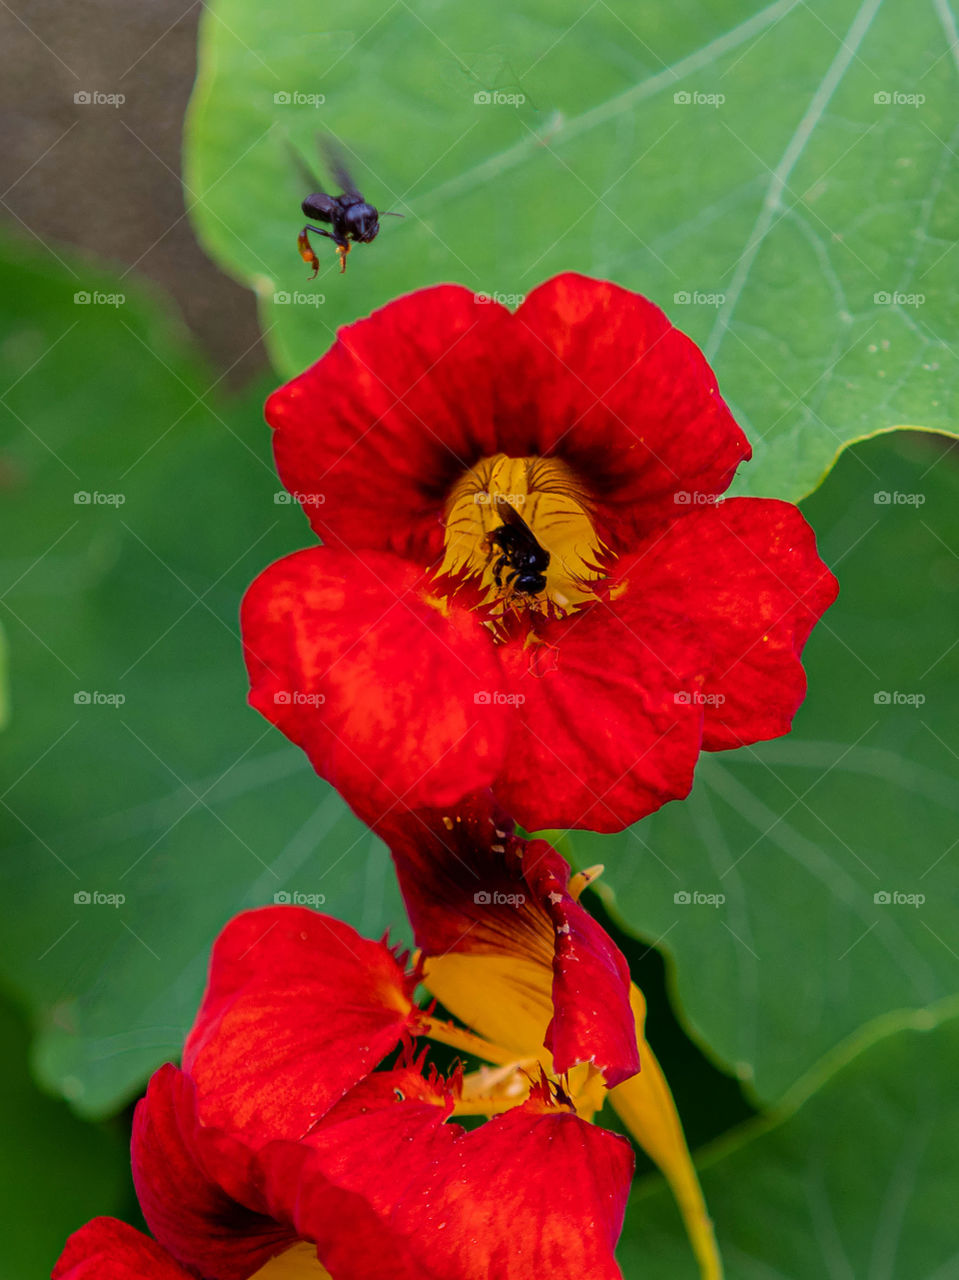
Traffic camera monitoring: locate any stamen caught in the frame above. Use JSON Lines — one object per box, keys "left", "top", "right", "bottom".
{"left": 417, "top": 1012, "right": 519, "bottom": 1067}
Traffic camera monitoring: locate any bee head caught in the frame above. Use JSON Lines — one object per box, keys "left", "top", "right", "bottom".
{"left": 344, "top": 202, "right": 380, "bottom": 243}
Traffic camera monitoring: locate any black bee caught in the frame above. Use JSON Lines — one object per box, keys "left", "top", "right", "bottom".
{"left": 292, "top": 138, "right": 402, "bottom": 277}
{"left": 487, "top": 502, "right": 550, "bottom": 596}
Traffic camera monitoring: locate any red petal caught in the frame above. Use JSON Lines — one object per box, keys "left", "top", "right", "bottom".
{"left": 53, "top": 1219, "right": 193, "bottom": 1280}
{"left": 183, "top": 907, "right": 415, "bottom": 1142}
{"left": 258, "top": 1136, "right": 428, "bottom": 1280}
{"left": 621, "top": 497, "right": 838, "bottom": 750}
{"left": 276, "top": 1097, "right": 632, "bottom": 1280}
{"left": 132, "top": 1065, "right": 295, "bottom": 1280}
{"left": 265, "top": 275, "right": 748, "bottom": 563}
{"left": 134, "top": 1064, "right": 432, "bottom": 1280}
{"left": 491, "top": 598, "right": 706, "bottom": 832}
{"left": 383, "top": 797, "right": 639, "bottom": 1085}
{"left": 525, "top": 839, "right": 638, "bottom": 1085}
{"left": 508, "top": 273, "right": 750, "bottom": 549}
{"left": 414, "top": 1105, "right": 633, "bottom": 1280}
{"left": 266, "top": 285, "right": 514, "bottom": 563}
{"left": 489, "top": 495, "right": 835, "bottom": 831}
{"left": 319, "top": 1061, "right": 452, "bottom": 1127}
{"left": 242, "top": 546, "right": 510, "bottom": 822}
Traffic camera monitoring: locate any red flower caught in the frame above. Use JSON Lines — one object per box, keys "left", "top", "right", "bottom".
{"left": 376, "top": 793, "right": 722, "bottom": 1279}
{"left": 54, "top": 905, "right": 636, "bottom": 1280}
{"left": 242, "top": 274, "right": 837, "bottom": 832}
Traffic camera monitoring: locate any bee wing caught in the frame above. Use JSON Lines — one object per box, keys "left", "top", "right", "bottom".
{"left": 319, "top": 135, "right": 362, "bottom": 196}
{"left": 285, "top": 138, "right": 323, "bottom": 192}
{"left": 495, "top": 501, "right": 531, "bottom": 532}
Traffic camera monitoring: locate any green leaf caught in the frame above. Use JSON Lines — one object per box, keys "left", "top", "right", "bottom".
{"left": 0, "top": 233, "right": 402, "bottom": 1117}
{"left": 574, "top": 429, "right": 959, "bottom": 1104}
{"left": 0, "top": 989, "right": 129, "bottom": 1275}
{"left": 0, "top": 620, "right": 9, "bottom": 730}
{"left": 617, "top": 1000, "right": 959, "bottom": 1278}
{"left": 184, "top": 0, "right": 959, "bottom": 500}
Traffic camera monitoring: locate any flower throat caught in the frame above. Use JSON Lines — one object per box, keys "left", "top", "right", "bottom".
{"left": 438, "top": 453, "right": 608, "bottom": 623}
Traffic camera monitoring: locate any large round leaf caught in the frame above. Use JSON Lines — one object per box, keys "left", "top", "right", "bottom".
{"left": 185, "top": 0, "right": 959, "bottom": 499}
{"left": 618, "top": 1000, "right": 959, "bottom": 1278}
{"left": 0, "top": 234, "right": 402, "bottom": 1117}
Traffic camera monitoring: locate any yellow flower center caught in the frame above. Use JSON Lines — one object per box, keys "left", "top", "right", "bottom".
{"left": 250, "top": 1241, "right": 332, "bottom": 1278}
{"left": 438, "top": 454, "right": 608, "bottom": 622}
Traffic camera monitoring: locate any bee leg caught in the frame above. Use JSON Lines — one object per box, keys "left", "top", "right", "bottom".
{"left": 299, "top": 226, "right": 338, "bottom": 279}
{"left": 297, "top": 230, "right": 320, "bottom": 279}
{"left": 336, "top": 240, "right": 351, "bottom": 274}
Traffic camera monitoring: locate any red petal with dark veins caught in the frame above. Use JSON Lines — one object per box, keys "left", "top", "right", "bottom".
{"left": 52, "top": 1219, "right": 195, "bottom": 1280}
{"left": 242, "top": 546, "right": 510, "bottom": 824}
{"left": 266, "top": 285, "right": 514, "bottom": 563}
{"left": 265, "top": 275, "right": 748, "bottom": 562}
{"left": 183, "top": 907, "right": 415, "bottom": 1143}
{"left": 507, "top": 273, "right": 750, "bottom": 549}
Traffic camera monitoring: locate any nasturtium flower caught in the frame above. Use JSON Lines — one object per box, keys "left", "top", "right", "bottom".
{"left": 54, "top": 803, "right": 719, "bottom": 1280}
{"left": 242, "top": 273, "right": 837, "bottom": 833}
{"left": 377, "top": 792, "right": 721, "bottom": 1280}
{"left": 55, "top": 907, "right": 635, "bottom": 1280}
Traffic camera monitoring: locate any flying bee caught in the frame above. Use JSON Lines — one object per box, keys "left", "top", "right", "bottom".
{"left": 485, "top": 501, "right": 551, "bottom": 597}
{"left": 291, "top": 137, "right": 403, "bottom": 277}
